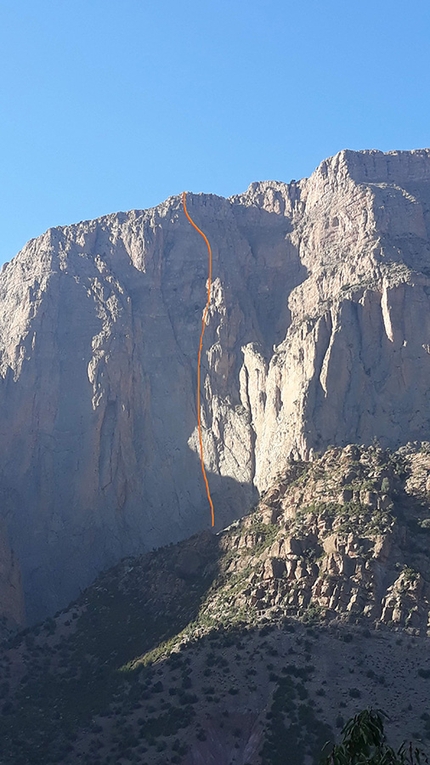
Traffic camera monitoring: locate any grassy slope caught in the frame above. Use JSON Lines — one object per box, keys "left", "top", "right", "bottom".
{"left": 1, "top": 444, "right": 430, "bottom": 764}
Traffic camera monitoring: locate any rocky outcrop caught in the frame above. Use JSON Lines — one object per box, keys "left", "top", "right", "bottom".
{"left": 196, "top": 443, "right": 430, "bottom": 635}
{"left": 1, "top": 444, "right": 430, "bottom": 765}
{"left": 2, "top": 148, "right": 430, "bottom": 620}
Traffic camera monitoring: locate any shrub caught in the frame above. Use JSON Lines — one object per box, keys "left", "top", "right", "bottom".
{"left": 381, "top": 477, "right": 390, "bottom": 493}
{"left": 323, "top": 709, "right": 428, "bottom": 765}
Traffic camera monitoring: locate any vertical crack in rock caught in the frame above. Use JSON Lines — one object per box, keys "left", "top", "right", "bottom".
{"left": 2, "top": 149, "right": 430, "bottom": 620}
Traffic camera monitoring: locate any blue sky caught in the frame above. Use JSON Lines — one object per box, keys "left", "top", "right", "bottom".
{"left": 1, "top": 0, "right": 429, "bottom": 264}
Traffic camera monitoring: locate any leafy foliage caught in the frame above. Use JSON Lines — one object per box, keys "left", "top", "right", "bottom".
{"left": 323, "top": 709, "right": 428, "bottom": 765}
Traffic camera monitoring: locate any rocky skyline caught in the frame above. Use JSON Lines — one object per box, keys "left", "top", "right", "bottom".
{"left": 1, "top": 148, "right": 430, "bottom": 624}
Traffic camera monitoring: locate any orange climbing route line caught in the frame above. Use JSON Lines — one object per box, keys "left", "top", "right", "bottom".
{"left": 182, "top": 191, "right": 215, "bottom": 528}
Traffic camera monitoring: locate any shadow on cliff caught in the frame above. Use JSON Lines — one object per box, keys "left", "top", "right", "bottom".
{"left": 67, "top": 463, "right": 261, "bottom": 672}
{"left": 0, "top": 193, "right": 305, "bottom": 628}
{"left": 72, "top": 459, "right": 260, "bottom": 668}
{"left": 1, "top": 511, "right": 246, "bottom": 762}
{"left": 0, "top": 443, "right": 259, "bottom": 628}
{"left": 191, "top": 464, "right": 260, "bottom": 537}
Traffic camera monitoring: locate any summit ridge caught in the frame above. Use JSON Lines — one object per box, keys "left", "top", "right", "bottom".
{"left": 0, "top": 148, "right": 430, "bottom": 622}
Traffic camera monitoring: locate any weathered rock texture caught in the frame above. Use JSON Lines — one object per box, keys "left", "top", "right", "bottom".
{"left": 2, "top": 148, "right": 430, "bottom": 621}
{"left": 207, "top": 443, "right": 430, "bottom": 633}
{"left": 2, "top": 444, "right": 430, "bottom": 765}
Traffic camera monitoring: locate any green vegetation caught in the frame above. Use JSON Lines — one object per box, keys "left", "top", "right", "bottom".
{"left": 248, "top": 517, "right": 279, "bottom": 554}
{"left": 0, "top": 537, "right": 221, "bottom": 764}
{"left": 1, "top": 444, "right": 430, "bottom": 763}
{"left": 261, "top": 671, "right": 332, "bottom": 765}
{"left": 323, "top": 709, "right": 428, "bottom": 765}
{"left": 295, "top": 500, "right": 394, "bottom": 539}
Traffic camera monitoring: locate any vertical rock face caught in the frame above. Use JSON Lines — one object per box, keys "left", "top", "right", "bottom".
{"left": 247, "top": 149, "right": 430, "bottom": 486}
{"left": 1, "top": 148, "right": 430, "bottom": 621}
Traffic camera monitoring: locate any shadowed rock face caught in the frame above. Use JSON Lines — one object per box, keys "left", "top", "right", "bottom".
{"left": 2, "top": 444, "right": 430, "bottom": 765}
{"left": 0, "top": 522, "right": 24, "bottom": 632}
{"left": 1, "top": 147, "right": 430, "bottom": 621}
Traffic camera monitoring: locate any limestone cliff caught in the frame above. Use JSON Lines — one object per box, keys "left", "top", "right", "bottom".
{"left": 1, "top": 148, "right": 430, "bottom": 621}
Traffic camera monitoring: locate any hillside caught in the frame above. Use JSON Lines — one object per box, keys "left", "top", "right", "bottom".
{"left": 2, "top": 148, "right": 430, "bottom": 621}
{"left": 1, "top": 443, "right": 430, "bottom": 764}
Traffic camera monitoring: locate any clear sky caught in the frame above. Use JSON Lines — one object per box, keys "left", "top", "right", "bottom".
{"left": 1, "top": 0, "right": 429, "bottom": 264}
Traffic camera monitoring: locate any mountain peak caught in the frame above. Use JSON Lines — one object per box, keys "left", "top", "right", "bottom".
{"left": 1, "top": 148, "right": 430, "bottom": 623}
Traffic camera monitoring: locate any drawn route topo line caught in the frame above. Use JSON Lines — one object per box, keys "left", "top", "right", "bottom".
{"left": 182, "top": 191, "right": 215, "bottom": 528}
